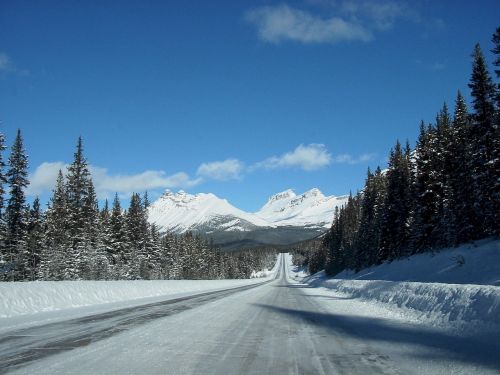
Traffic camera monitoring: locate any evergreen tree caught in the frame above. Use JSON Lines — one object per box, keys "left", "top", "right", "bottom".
{"left": 492, "top": 27, "right": 500, "bottom": 79}
{"left": 0, "top": 132, "right": 7, "bottom": 271}
{"left": 491, "top": 28, "right": 500, "bottom": 233}
{"left": 446, "top": 92, "right": 475, "bottom": 244}
{"left": 26, "top": 197, "right": 44, "bottom": 280}
{"left": 39, "top": 170, "right": 69, "bottom": 280}
{"left": 125, "top": 193, "right": 146, "bottom": 279}
{"left": 5, "top": 129, "right": 29, "bottom": 280}
{"left": 378, "top": 141, "right": 411, "bottom": 261}
{"left": 109, "top": 193, "right": 128, "bottom": 277}
{"left": 99, "top": 199, "right": 113, "bottom": 261}
{"left": 65, "top": 137, "right": 94, "bottom": 279}
{"left": 355, "top": 168, "right": 384, "bottom": 270}
{"left": 468, "top": 44, "right": 498, "bottom": 235}
{"left": 79, "top": 180, "right": 101, "bottom": 279}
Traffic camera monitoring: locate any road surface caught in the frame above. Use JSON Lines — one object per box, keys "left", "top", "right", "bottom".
{"left": 1, "top": 253, "right": 498, "bottom": 374}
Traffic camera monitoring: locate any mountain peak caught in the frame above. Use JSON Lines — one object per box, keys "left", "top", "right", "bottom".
{"left": 302, "top": 188, "right": 323, "bottom": 198}
{"left": 267, "top": 189, "right": 296, "bottom": 203}
{"left": 149, "top": 188, "right": 349, "bottom": 247}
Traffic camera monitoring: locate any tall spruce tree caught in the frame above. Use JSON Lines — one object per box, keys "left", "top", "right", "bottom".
{"left": 5, "top": 129, "right": 29, "bottom": 280}
{"left": 378, "top": 141, "right": 411, "bottom": 261}
{"left": 65, "top": 137, "right": 94, "bottom": 279}
{"left": 39, "top": 170, "right": 69, "bottom": 280}
{"left": 0, "top": 132, "right": 7, "bottom": 270}
{"left": 491, "top": 28, "right": 500, "bottom": 233}
{"left": 468, "top": 44, "right": 498, "bottom": 235}
{"left": 109, "top": 193, "right": 128, "bottom": 278}
{"left": 26, "top": 197, "right": 44, "bottom": 281}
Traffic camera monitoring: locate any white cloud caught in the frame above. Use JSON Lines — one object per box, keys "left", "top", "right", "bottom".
{"left": 0, "top": 52, "right": 29, "bottom": 76}
{"left": 90, "top": 167, "right": 202, "bottom": 198}
{"left": 252, "top": 144, "right": 332, "bottom": 171}
{"left": 26, "top": 162, "right": 67, "bottom": 196}
{"left": 26, "top": 162, "right": 202, "bottom": 199}
{"left": 245, "top": 4, "right": 372, "bottom": 44}
{"left": 332, "top": 153, "right": 375, "bottom": 164}
{"left": 196, "top": 158, "right": 244, "bottom": 181}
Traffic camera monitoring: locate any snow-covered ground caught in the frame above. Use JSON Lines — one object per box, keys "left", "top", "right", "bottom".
{"left": 335, "top": 238, "right": 500, "bottom": 285}
{"left": 0, "top": 259, "right": 279, "bottom": 334}
{"left": 288, "top": 239, "right": 500, "bottom": 336}
{"left": 5, "top": 252, "right": 499, "bottom": 375}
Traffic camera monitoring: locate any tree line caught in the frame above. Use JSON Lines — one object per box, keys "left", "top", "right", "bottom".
{"left": 0, "top": 135, "right": 276, "bottom": 281}
{"left": 298, "top": 28, "right": 500, "bottom": 276}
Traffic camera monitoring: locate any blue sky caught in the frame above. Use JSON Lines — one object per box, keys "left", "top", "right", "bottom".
{"left": 1, "top": 0, "right": 499, "bottom": 211}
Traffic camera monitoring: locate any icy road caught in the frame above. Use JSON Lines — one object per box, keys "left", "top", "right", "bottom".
{"left": 1, "top": 253, "right": 498, "bottom": 374}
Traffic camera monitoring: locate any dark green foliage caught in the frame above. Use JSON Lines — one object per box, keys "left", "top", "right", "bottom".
{"left": 468, "top": 44, "right": 498, "bottom": 236}
{"left": 0, "top": 132, "right": 7, "bottom": 270}
{"left": 378, "top": 141, "right": 412, "bottom": 261}
{"left": 26, "top": 197, "right": 44, "bottom": 281}
{"left": 5, "top": 130, "right": 29, "bottom": 280}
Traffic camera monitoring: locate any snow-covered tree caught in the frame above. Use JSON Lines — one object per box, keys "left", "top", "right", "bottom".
{"left": 5, "top": 129, "right": 29, "bottom": 281}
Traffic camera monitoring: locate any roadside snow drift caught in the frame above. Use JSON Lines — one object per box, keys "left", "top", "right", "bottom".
{"left": 289, "top": 240, "right": 500, "bottom": 334}
{"left": 0, "top": 279, "right": 263, "bottom": 318}
{"left": 334, "top": 238, "right": 500, "bottom": 286}
{"left": 0, "top": 258, "right": 280, "bottom": 319}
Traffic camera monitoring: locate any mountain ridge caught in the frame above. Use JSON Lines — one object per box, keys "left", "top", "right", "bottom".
{"left": 148, "top": 188, "right": 348, "bottom": 249}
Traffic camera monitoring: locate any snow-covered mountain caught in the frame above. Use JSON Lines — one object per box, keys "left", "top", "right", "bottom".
{"left": 256, "top": 188, "right": 348, "bottom": 228}
{"left": 148, "top": 188, "right": 348, "bottom": 248}
{"left": 148, "top": 190, "right": 270, "bottom": 234}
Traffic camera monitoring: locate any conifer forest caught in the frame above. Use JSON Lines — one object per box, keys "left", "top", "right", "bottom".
{"left": 0, "top": 134, "right": 275, "bottom": 281}
{"left": 296, "top": 30, "right": 500, "bottom": 276}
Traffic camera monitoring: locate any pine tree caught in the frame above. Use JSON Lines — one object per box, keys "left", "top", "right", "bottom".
{"left": 109, "top": 193, "right": 128, "bottom": 278}
{"left": 492, "top": 27, "right": 500, "bottom": 79}
{"left": 378, "top": 141, "right": 412, "bottom": 261}
{"left": 26, "top": 197, "right": 44, "bottom": 281}
{"left": 491, "top": 28, "right": 500, "bottom": 233}
{"left": 445, "top": 92, "right": 475, "bottom": 244}
{"left": 79, "top": 180, "right": 101, "bottom": 279}
{"left": 410, "top": 124, "right": 441, "bottom": 252}
{"left": 39, "top": 170, "right": 69, "bottom": 280}
{"left": 125, "top": 193, "right": 146, "bottom": 279}
{"left": 433, "top": 104, "right": 452, "bottom": 247}
{"left": 0, "top": 132, "right": 7, "bottom": 272}
{"left": 468, "top": 44, "right": 498, "bottom": 235}
{"left": 5, "top": 129, "right": 29, "bottom": 280}
{"left": 355, "top": 168, "right": 382, "bottom": 271}
{"left": 64, "top": 137, "right": 94, "bottom": 279}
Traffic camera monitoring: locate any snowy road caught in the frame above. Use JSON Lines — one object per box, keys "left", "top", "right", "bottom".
{"left": 2, "top": 253, "right": 499, "bottom": 374}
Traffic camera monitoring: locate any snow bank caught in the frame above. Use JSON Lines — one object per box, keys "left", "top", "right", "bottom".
{"left": 335, "top": 238, "right": 500, "bottom": 286}
{"left": 0, "top": 255, "right": 282, "bottom": 320}
{"left": 0, "top": 278, "right": 271, "bottom": 319}
{"left": 304, "top": 274, "right": 500, "bottom": 332}
{"left": 287, "top": 240, "right": 500, "bottom": 334}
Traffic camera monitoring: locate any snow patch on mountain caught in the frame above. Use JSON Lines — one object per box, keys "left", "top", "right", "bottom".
{"left": 148, "top": 188, "right": 348, "bottom": 237}
{"left": 256, "top": 188, "right": 348, "bottom": 228}
{"left": 148, "top": 190, "right": 271, "bottom": 233}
